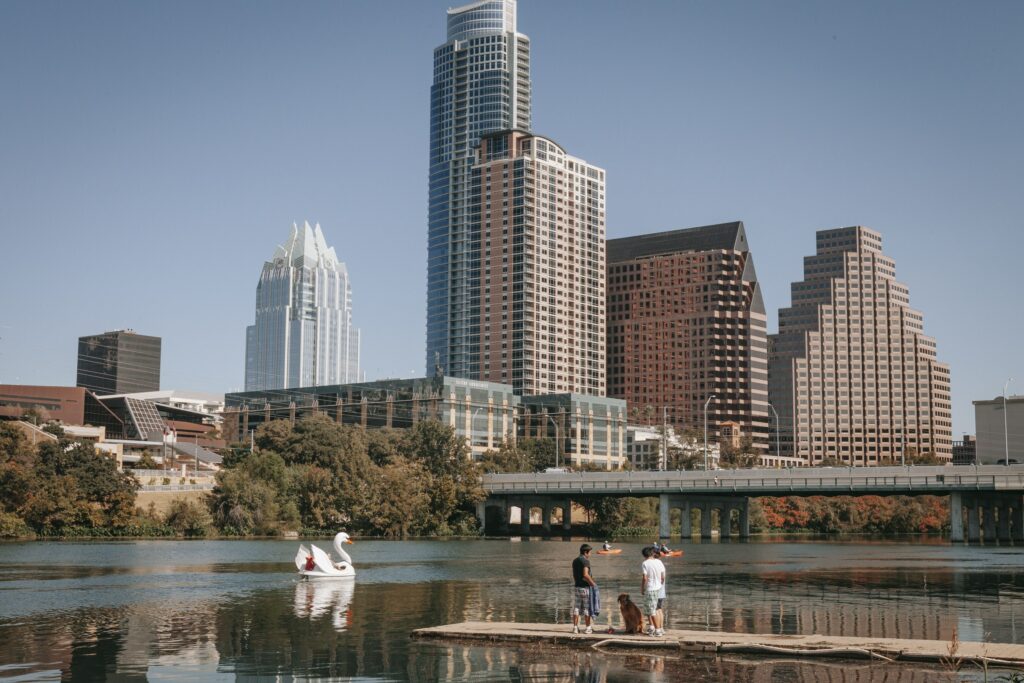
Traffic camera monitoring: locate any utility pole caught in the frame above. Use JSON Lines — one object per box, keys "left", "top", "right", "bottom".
{"left": 1005, "top": 378, "right": 1014, "bottom": 466}
{"left": 662, "top": 406, "right": 668, "bottom": 471}
{"left": 703, "top": 395, "right": 716, "bottom": 470}
{"left": 767, "top": 402, "right": 780, "bottom": 462}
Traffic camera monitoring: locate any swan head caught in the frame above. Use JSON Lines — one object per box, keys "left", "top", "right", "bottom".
{"left": 334, "top": 531, "right": 354, "bottom": 545}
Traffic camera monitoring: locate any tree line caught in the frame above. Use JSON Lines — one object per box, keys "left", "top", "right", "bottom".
{"left": 0, "top": 417, "right": 951, "bottom": 539}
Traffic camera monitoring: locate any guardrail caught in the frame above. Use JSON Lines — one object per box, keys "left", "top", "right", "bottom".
{"left": 482, "top": 465, "right": 1024, "bottom": 497}
{"left": 137, "top": 484, "right": 215, "bottom": 492}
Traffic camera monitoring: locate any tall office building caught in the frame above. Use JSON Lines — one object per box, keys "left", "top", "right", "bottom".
{"left": 769, "top": 226, "right": 952, "bottom": 464}
{"left": 474, "top": 130, "right": 606, "bottom": 395}
{"left": 76, "top": 330, "right": 161, "bottom": 396}
{"left": 245, "top": 222, "right": 360, "bottom": 391}
{"left": 426, "top": 0, "right": 531, "bottom": 377}
{"left": 607, "top": 222, "right": 769, "bottom": 452}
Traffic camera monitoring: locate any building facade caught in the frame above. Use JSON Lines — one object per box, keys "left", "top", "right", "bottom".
{"left": 77, "top": 329, "right": 161, "bottom": 395}
{"left": 224, "top": 376, "right": 626, "bottom": 468}
{"left": 427, "top": 0, "right": 531, "bottom": 377}
{"left": 973, "top": 396, "right": 1023, "bottom": 465}
{"left": 607, "top": 222, "right": 769, "bottom": 452}
{"left": 472, "top": 130, "right": 606, "bottom": 395}
{"left": 519, "top": 393, "right": 626, "bottom": 470}
{"left": 952, "top": 434, "right": 977, "bottom": 465}
{"left": 768, "top": 226, "right": 952, "bottom": 464}
{"left": 0, "top": 384, "right": 123, "bottom": 436}
{"left": 245, "top": 222, "right": 360, "bottom": 391}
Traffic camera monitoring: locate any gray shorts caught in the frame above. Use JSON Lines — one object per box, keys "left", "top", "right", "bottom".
{"left": 572, "top": 587, "right": 591, "bottom": 616}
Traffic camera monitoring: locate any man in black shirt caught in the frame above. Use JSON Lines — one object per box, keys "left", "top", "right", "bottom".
{"left": 571, "top": 543, "right": 597, "bottom": 634}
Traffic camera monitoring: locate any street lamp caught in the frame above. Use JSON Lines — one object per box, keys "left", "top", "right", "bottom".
{"left": 767, "top": 402, "right": 780, "bottom": 461}
{"left": 468, "top": 406, "right": 483, "bottom": 457}
{"left": 703, "top": 395, "right": 716, "bottom": 470}
{"left": 1005, "top": 378, "right": 1014, "bottom": 466}
{"left": 546, "top": 412, "right": 560, "bottom": 469}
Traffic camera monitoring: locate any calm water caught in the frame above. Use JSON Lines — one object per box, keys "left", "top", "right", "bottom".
{"left": 1, "top": 537, "right": 1023, "bottom": 682}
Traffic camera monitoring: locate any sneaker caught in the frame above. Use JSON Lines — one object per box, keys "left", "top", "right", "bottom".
{"left": 655, "top": 628, "right": 665, "bottom": 637}
{"left": 572, "top": 626, "right": 580, "bottom": 634}
{"left": 584, "top": 625, "right": 593, "bottom": 634}
{"left": 645, "top": 625, "right": 654, "bottom": 636}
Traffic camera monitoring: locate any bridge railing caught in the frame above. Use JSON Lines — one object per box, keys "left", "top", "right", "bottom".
{"left": 482, "top": 465, "right": 1024, "bottom": 496}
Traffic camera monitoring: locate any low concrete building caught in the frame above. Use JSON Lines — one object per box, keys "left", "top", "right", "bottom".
{"left": 974, "top": 396, "right": 1024, "bottom": 465}
{"left": 625, "top": 424, "right": 721, "bottom": 470}
{"left": 225, "top": 376, "right": 627, "bottom": 468}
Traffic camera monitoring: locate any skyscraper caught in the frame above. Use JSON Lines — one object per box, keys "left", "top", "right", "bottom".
{"left": 427, "top": 0, "right": 531, "bottom": 377}
{"left": 474, "top": 130, "right": 606, "bottom": 395}
{"left": 77, "top": 329, "right": 161, "bottom": 395}
{"left": 607, "top": 222, "right": 769, "bottom": 453}
{"left": 245, "top": 222, "right": 360, "bottom": 391}
{"left": 769, "top": 226, "right": 952, "bottom": 464}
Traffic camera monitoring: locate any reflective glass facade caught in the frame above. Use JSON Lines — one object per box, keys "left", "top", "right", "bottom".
{"left": 427, "top": 0, "right": 531, "bottom": 377}
{"left": 245, "top": 222, "right": 360, "bottom": 391}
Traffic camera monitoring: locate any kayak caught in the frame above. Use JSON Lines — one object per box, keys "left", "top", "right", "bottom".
{"left": 660, "top": 550, "right": 684, "bottom": 557}
{"left": 596, "top": 549, "right": 622, "bottom": 555}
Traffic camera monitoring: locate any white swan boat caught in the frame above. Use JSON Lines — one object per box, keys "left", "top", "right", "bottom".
{"left": 295, "top": 531, "right": 355, "bottom": 579}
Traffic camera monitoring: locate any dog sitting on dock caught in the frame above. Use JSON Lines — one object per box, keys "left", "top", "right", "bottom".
{"left": 617, "top": 593, "right": 644, "bottom": 634}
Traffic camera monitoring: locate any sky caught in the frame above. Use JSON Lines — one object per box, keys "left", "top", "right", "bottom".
{"left": 0, "top": 0, "right": 1022, "bottom": 437}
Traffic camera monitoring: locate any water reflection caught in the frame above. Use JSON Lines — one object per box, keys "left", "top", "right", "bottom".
{"left": 1, "top": 539, "right": 1023, "bottom": 681}
{"left": 294, "top": 579, "right": 355, "bottom": 630}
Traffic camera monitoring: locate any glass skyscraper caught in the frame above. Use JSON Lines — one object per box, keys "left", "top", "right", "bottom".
{"left": 245, "top": 221, "right": 360, "bottom": 391}
{"left": 426, "top": 0, "right": 531, "bottom": 377}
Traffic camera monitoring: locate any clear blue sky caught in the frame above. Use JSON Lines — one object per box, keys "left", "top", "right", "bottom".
{"left": 1, "top": 1, "right": 1021, "bottom": 437}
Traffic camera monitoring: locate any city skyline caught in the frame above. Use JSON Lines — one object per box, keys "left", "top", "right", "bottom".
{"left": 1, "top": 1, "right": 1022, "bottom": 437}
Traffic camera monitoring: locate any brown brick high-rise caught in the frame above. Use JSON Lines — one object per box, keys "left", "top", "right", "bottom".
{"left": 607, "top": 222, "right": 769, "bottom": 453}
{"left": 769, "top": 226, "right": 952, "bottom": 464}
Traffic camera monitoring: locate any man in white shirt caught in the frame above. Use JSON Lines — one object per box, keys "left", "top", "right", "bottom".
{"left": 640, "top": 546, "right": 667, "bottom": 636}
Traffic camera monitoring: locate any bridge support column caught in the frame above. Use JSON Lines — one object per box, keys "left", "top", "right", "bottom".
{"left": 520, "top": 503, "right": 531, "bottom": 536}
{"left": 700, "top": 503, "right": 713, "bottom": 539}
{"left": 720, "top": 505, "right": 732, "bottom": 539}
{"left": 681, "top": 501, "right": 692, "bottom": 539}
{"left": 968, "top": 503, "right": 981, "bottom": 543}
{"left": 542, "top": 502, "right": 552, "bottom": 533}
{"left": 659, "top": 494, "right": 671, "bottom": 539}
{"left": 984, "top": 504, "right": 997, "bottom": 542}
{"left": 475, "top": 500, "right": 486, "bottom": 533}
{"left": 562, "top": 499, "right": 572, "bottom": 532}
{"left": 1014, "top": 498, "right": 1024, "bottom": 542}
{"left": 949, "top": 492, "right": 963, "bottom": 543}
{"left": 998, "top": 500, "right": 1012, "bottom": 542}
{"left": 739, "top": 499, "right": 750, "bottom": 539}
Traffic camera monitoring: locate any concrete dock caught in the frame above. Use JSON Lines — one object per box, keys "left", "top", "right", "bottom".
{"left": 413, "top": 621, "right": 1024, "bottom": 666}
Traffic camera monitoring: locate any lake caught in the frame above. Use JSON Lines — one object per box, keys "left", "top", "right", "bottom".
{"left": 1, "top": 536, "right": 1022, "bottom": 681}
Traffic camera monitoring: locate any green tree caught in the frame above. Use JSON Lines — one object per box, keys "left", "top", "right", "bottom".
{"left": 719, "top": 436, "right": 758, "bottom": 469}
{"left": 366, "top": 429, "right": 406, "bottom": 466}
{"left": 366, "top": 458, "right": 432, "bottom": 537}
{"left": 209, "top": 469, "right": 283, "bottom": 535}
{"left": 165, "top": 499, "right": 214, "bottom": 537}
{"left": 404, "top": 420, "right": 484, "bottom": 534}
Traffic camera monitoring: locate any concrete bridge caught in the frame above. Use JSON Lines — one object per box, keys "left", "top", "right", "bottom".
{"left": 477, "top": 465, "right": 1024, "bottom": 543}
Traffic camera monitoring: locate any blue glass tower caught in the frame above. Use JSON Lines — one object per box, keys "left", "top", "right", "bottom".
{"left": 426, "top": 0, "right": 531, "bottom": 376}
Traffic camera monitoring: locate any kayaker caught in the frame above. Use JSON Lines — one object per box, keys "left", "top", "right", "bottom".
{"left": 603, "top": 541, "right": 613, "bottom": 551}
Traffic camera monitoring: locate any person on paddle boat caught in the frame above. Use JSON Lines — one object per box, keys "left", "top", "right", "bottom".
{"left": 603, "top": 541, "right": 613, "bottom": 551}
{"left": 658, "top": 541, "right": 672, "bottom": 554}
{"left": 304, "top": 555, "right": 316, "bottom": 571}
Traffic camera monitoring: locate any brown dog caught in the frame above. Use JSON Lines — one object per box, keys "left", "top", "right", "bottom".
{"left": 618, "top": 593, "right": 644, "bottom": 634}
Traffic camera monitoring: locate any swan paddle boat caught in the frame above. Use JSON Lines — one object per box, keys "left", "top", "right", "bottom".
{"left": 296, "top": 531, "right": 355, "bottom": 579}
